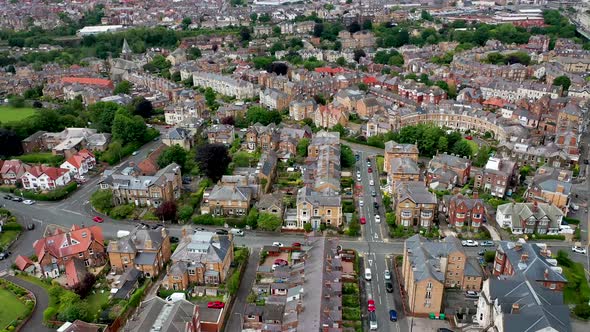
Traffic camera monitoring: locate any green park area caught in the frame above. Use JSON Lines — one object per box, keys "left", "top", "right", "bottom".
{"left": 0, "top": 106, "right": 36, "bottom": 123}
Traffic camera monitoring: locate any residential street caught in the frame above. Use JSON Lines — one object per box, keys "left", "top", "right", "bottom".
{"left": 225, "top": 248, "right": 259, "bottom": 332}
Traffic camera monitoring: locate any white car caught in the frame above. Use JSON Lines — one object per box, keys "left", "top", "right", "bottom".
{"left": 462, "top": 240, "right": 479, "bottom": 247}
{"left": 359, "top": 199, "right": 364, "bottom": 207}
{"left": 369, "top": 179, "right": 374, "bottom": 186}
{"left": 465, "top": 290, "right": 480, "bottom": 298}
{"left": 384, "top": 270, "right": 391, "bottom": 280}
{"left": 374, "top": 215, "right": 381, "bottom": 223}
{"left": 132, "top": 151, "right": 139, "bottom": 156}
{"left": 272, "top": 242, "right": 284, "bottom": 247}
{"left": 22, "top": 200, "right": 35, "bottom": 205}
{"left": 572, "top": 246, "right": 587, "bottom": 255}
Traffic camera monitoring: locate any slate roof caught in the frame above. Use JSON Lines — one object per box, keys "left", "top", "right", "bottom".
{"left": 497, "top": 202, "right": 563, "bottom": 231}
{"left": 108, "top": 225, "right": 167, "bottom": 254}
{"left": 496, "top": 240, "right": 567, "bottom": 283}
{"left": 396, "top": 181, "right": 437, "bottom": 205}
{"left": 389, "top": 157, "right": 420, "bottom": 174}
{"left": 405, "top": 235, "right": 469, "bottom": 282}
{"left": 127, "top": 297, "right": 196, "bottom": 332}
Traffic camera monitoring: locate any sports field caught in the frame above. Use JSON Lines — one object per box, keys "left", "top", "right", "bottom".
{"left": 0, "top": 106, "right": 36, "bottom": 122}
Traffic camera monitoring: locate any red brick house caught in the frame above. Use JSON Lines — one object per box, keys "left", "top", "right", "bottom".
{"left": 33, "top": 225, "right": 107, "bottom": 279}
{"left": 444, "top": 194, "right": 485, "bottom": 232}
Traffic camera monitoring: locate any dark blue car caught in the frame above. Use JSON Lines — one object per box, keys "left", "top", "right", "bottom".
{"left": 389, "top": 309, "right": 397, "bottom": 322}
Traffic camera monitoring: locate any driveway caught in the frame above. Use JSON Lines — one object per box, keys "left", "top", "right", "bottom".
{"left": 2, "top": 275, "right": 53, "bottom": 332}
{"left": 225, "top": 248, "right": 260, "bottom": 332}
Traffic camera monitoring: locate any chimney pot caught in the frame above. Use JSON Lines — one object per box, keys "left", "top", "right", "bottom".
{"left": 512, "top": 303, "right": 520, "bottom": 314}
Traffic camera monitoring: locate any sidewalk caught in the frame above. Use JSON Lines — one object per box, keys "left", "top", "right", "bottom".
{"left": 482, "top": 224, "right": 501, "bottom": 241}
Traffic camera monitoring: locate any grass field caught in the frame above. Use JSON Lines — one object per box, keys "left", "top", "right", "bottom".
{"left": 86, "top": 291, "right": 110, "bottom": 316}
{"left": 0, "top": 106, "right": 36, "bottom": 122}
{"left": 0, "top": 288, "right": 27, "bottom": 329}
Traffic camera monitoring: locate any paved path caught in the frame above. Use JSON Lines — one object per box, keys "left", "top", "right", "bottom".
{"left": 2, "top": 275, "right": 53, "bottom": 332}
{"left": 482, "top": 223, "right": 501, "bottom": 241}
{"left": 225, "top": 248, "right": 260, "bottom": 332}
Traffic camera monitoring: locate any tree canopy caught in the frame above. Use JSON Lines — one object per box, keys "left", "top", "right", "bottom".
{"left": 195, "top": 144, "right": 231, "bottom": 182}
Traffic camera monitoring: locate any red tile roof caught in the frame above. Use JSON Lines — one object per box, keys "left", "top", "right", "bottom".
{"left": 65, "top": 155, "right": 84, "bottom": 169}
{"left": 315, "top": 67, "right": 346, "bottom": 74}
{"left": 483, "top": 97, "right": 508, "bottom": 108}
{"left": 363, "top": 76, "right": 378, "bottom": 85}
{"left": 27, "top": 165, "right": 69, "bottom": 180}
{"left": 61, "top": 77, "right": 114, "bottom": 89}
{"left": 15, "top": 255, "right": 34, "bottom": 271}
{"left": 33, "top": 225, "right": 104, "bottom": 263}
{"left": 0, "top": 160, "right": 28, "bottom": 175}
{"left": 65, "top": 258, "right": 86, "bottom": 286}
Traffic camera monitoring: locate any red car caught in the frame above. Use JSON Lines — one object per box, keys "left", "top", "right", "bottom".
{"left": 368, "top": 299, "right": 376, "bottom": 312}
{"left": 92, "top": 216, "right": 104, "bottom": 223}
{"left": 360, "top": 217, "right": 366, "bottom": 225}
{"left": 368, "top": 167, "right": 373, "bottom": 173}
{"left": 274, "top": 258, "right": 288, "bottom": 266}
{"left": 291, "top": 242, "right": 302, "bottom": 247}
{"left": 207, "top": 301, "right": 225, "bottom": 309}
{"left": 465, "top": 135, "right": 473, "bottom": 140}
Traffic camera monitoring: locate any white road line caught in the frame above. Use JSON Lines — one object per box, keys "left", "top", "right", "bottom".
{"left": 377, "top": 284, "right": 382, "bottom": 304}
{"left": 62, "top": 209, "right": 84, "bottom": 216}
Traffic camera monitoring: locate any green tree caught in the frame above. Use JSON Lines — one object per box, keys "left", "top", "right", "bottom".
{"left": 204, "top": 87, "right": 217, "bottom": 108}
{"left": 553, "top": 75, "right": 571, "bottom": 91}
{"left": 188, "top": 47, "right": 202, "bottom": 60}
{"left": 111, "top": 112, "right": 147, "bottom": 144}
{"left": 484, "top": 250, "right": 496, "bottom": 263}
{"left": 90, "top": 189, "right": 113, "bottom": 213}
{"left": 452, "top": 139, "right": 473, "bottom": 158}
{"left": 114, "top": 80, "right": 132, "bottom": 94}
{"left": 181, "top": 17, "right": 192, "bottom": 30}
{"left": 157, "top": 145, "right": 188, "bottom": 170}
{"left": 245, "top": 106, "right": 281, "bottom": 125}
{"left": 303, "top": 223, "right": 312, "bottom": 232}
{"left": 297, "top": 138, "right": 310, "bottom": 158}
{"left": 473, "top": 146, "right": 491, "bottom": 168}
{"left": 195, "top": 144, "right": 231, "bottom": 182}
{"left": 358, "top": 82, "right": 368, "bottom": 92}
{"left": 178, "top": 205, "right": 194, "bottom": 222}
{"left": 332, "top": 123, "right": 346, "bottom": 136}
{"left": 257, "top": 213, "right": 282, "bottom": 231}
{"left": 246, "top": 208, "right": 259, "bottom": 229}
{"left": 421, "top": 10, "right": 433, "bottom": 21}
{"left": 574, "top": 303, "right": 590, "bottom": 319}
{"left": 336, "top": 56, "right": 347, "bottom": 66}
{"left": 436, "top": 136, "right": 448, "bottom": 153}
{"left": 227, "top": 271, "right": 241, "bottom": 295}
{"left": 341, "top": 144, "right": 356, "bottom": 168}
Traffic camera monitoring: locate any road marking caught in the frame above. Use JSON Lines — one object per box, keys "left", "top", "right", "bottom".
{"left": 368, "top": 259, "right": 373, "bottom": 266}
{"left": 32, "top": 218, "right": 43, "bottom": 224}
{"left": 62, "top": 209, "right": 84, "bottom": 216}
{"left": 377, "top": 284, "right": 382, "bottom": 304}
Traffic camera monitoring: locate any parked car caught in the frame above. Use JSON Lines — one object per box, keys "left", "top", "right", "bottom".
{"left": 374, "top": 215, "right": 381, "bottom": 223}
{"left": 194, "top": 227, "right": 206, "bottom": 232}
{"left": 462, "top": 240, "right": 478, "bottom": 247}
{"left": 572, "top": 246, "right": 587, "bottom": 255}
{"left": 465, "top": 135, "right": 473, "bottom": 140}
{"left": 477, "top": 250, "right": 487, "bottom": 256}
{"left": 216, "top": 229, "right": 228, "bottom": 235}
{"left": 373, "top": 202, "right": 379, "bottom": 209}
{"left": 389, "top": 309, "right": 398, "bottom": 322}
{"left": 371, "top": 190, "right": 376, "bottom": 197}
{"left": 364, "top": 268, "right": 372, "bottom": 281}
{"left": 355, "top": 154, "right": 360, "bottom": 161}
{"left": 170, "top": 236, "right": 180, "bottom": 243}
{"left": 359, "top": 199, "right": 364, "bottom": 207}
{"left": 166, "top": 293, "right": 186, "bottom": 303}
{"left": 291, "top": 242, "right": 302, "bottom": 247}
{"left": 465, "top": 291, "right": 480, "bottom": 298}
{"left": 92, "top": 216, "right": 104, "bottom": 223}
{"left": 132, "top": 151, "right": 139, "bottom": 156}
{"left": 360, "top": 217, "right": 366, "bottom": 225}
{"left": 11, "top": 197, "right": 23, "bottom": 202}
{"left": 437, "top": 329, "right": 454, "bottom": 332}
{"left": 368, "top": 299, "right": 376, "bottom": 312}
{"left": 207, "top": 301, "right": 225, "bottom": 309}
{"left": 27, "top": 223, "right": 35, "bottom": 230}
{"left": 480, "top": 241, "right": 494, "bottom": 247}
{"left": 272, "top": 242, "right": 284, "bottom": 247}
{"left": 230, "top": 228, "right": 244, "bottom": 236}
{"left": 385, "top": 282, "right": 394, "bottom": 293}
{"left": 22, "top": 200, "right": 35, "bottom": 205}
{"left": 3, "top": 195, "right": 12, "bottom": 200}
{"left": 368, "top": 167, "right": 373, "bottom": 173}
{"left": 274, "top": 258, "right": 288, "bottom": 266}
{"left": 369, "top": 179, "right": 374, "bottom": 186}
{"left": 384, "top": 270, "right": 391, "bottom": 280}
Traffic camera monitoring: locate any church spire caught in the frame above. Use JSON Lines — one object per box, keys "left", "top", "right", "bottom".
{"left": 121, "top": 38, "right": 132, "bottom": 58}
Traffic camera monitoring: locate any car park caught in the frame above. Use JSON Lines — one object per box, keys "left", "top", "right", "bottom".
{"left": 272, "top": 242, "right": 284, "bottom": 247}
{"left": 462, "top": 240, "right": 478, "bottom": 247}
{"left": 385, "top": 282, "right": 393, "bottom": 293}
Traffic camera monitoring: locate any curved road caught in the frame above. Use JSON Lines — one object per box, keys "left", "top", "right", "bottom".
{"left": 2, "top": 275, "right": 53, "bottom": 332}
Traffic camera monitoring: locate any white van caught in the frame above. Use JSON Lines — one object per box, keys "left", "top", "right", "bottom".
{"left": 230, "top": 228, "right": 244, "bottom": 236}
{"left": 166, "top": 292, "right": 186, "bottom": 303}
{"left": 365, "top": 268, "right": 372, "bottom": 281}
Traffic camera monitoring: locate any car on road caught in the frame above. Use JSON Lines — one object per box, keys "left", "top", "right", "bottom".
{"left": 389, "top": 309, "right": 398, "bottom": 322}
{"left": 360, "top": 217, "right": 366, "bottom": 225}
{"left": 11, "top": 197, "right": 23, "bottom": 202}
{"left": 3, "top": 195, "right": 12, "bottom": 200}
{"left": 216, "top": 229, "right": 228, "bottom": 235}
{"left": 170, "top": 236, "right": 180, "bottom": 243}
{"left": 462, "top": 240, "right": 478, "bottom": 247}
{"left": 437, "top": 329, "right": 454, "bottom": 332}
{"left": 291, "top": 242, "right": 301, "bottom": 248}
{"left": 371, "top": 190, "right": 376, "bottom": 197}
{"left": 572, "top": 246, "right": 587, "bottom": 255}
{"left": 364, "top": 268, "right": 372, "bottom": 281}
{"left": 22, "top": 199, "right": 35, "bottom": 205}
{"left": 368, "top": 299, "right": 376, "bottom": 312}
{"left": 465, "top": 135, "right": 473, "bottom": 140}
{"left": 385, "top": 282, "right": 393, "bottom": 293}
{"left": 359, "top": 199, "right": 364, "bottom": 207}
{"left": 92, "top": 216, "right": 104, "bottom": 223}
{"left": 207, "top": 301, "right": 225, "bottom": 309}
{"left": 194, "top": 227, "right": 206, "bottom": 232}
{"left": 373, "top": 202, "right": 379, "bottom": 209}
{"left": 369, "top": 179, "right": 374, "bottom": 186}
{"left": 368, "top": 167, "right": 373, "bottom": 173}
{"left": 272, "top": 242, "right": 284, "bottom": 247}
{"left": 480, "top": 240, "right": 494, "bottom": 247}
{"left": 355, "top": 154, "right": 360, "bottom": 161}
{"left": 27, "top": 223, "right": 35, "bottom": 230}
{"left": 0, "top": 251, "right": 11, "bottom": 260}
{"left": 478, "top": 249, "right": 487, "bottom": 256}
{"left": 465, "top": 290, "right": 480, "bottom": 298}
{"left": 384, "top": 270, "right": 391, "bottom": 280}
{"left": 132, "top": 151, "right": 139, "bottom": 156}
{"left": 374, "top": 215, "right": 381, "bottom": 223}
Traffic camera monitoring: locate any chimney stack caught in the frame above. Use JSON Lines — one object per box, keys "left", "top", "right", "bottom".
{"left": 520, "top": 253, "right": 529, "bottom": 262}
{"left": 472, "top": 191, "right": 479, "bottom": 199}
{"left": 511, "top": 303, "right": 520, "bottom": 314}
{"left": 533, "top": 201, "right": 538, "bottom": 212}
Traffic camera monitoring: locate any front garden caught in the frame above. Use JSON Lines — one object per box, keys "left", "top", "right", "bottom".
{"left": 0, "top": 279, "right": 34, "bottom": 332}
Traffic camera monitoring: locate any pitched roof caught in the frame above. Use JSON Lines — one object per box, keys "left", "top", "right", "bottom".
{"left": 33, "top": 224, "right": 104, "bottom": 263}
{"left": 14, "top": 255, "right": 34, "bottom": 271}
{"left": 496, "top": 239, "right": 567, "bottom": 283}
{"left": 65, "top": 258, "right": 87, "bottom": 286}
{"left": 62, "top": 77, "right": 114, "bottom": 88}
{"left": 26, "top": 165, "right": 69, "bottom": 180}
{"left": 405, "top": 235, "right": 473, "bottom": 282}
{"left": 128, "top": 297, "right": 197, "bottom": 332}
{"left": 396, "top": 181, "right": 437, "bottom": 205}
